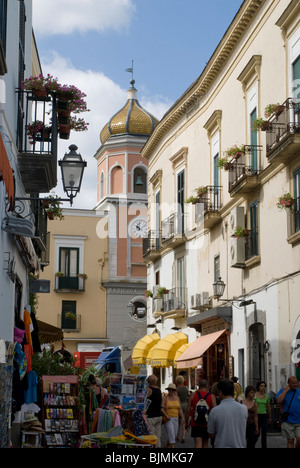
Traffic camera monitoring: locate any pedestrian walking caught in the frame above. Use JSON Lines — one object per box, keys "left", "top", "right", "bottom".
{"left": 241, "top": 385, "right": 260, "bottom": 448}
{"left": 232, "top": 376, "right": 243, "bottom": 401}
{"left": 145, "top": 375, "right": 164, "bottom": 448}
{"left": 186, "top": 379, "right": 216, "bottom": 448}
{"left": 255, "top": 381, "right": 272, "bottom": 448}
{"left": 175, "top": 375, "right": 189, "bottom": 443}
{"left": 162, "top": 383, "right": 184, "bottom": 448}
{"left": 207, "top": 379, "right": 248, "bottom": 448}
{"left": 276, "top": 375, "right": 300, "bottom": 448}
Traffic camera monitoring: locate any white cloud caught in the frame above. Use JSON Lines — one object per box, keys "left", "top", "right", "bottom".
{"left": 32, "top": 0, "right": 136, "bottom": 37}
{"left": 40, "top": 52, "right": 171, "bottom": 209}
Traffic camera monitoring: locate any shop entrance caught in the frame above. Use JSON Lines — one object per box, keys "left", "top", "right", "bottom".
{"left": 202, "top": 334, "right": 229, "bottom": 386}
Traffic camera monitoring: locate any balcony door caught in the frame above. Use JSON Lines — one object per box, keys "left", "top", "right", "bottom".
{"left": 250, "top": 108, "right": 258, "bottom": 172}
{"left": 294, "top": 167, "right": 300, "bottom": 233}
{"left": 177, "top": 169, "right": 185, "bottom": 234}
{"left": 59, "top": 247, "right": 79, "bottom": 289}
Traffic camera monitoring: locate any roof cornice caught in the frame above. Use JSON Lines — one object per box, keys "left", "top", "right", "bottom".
{"left": 142, "top": 0, "right": 265, "bottom": 160}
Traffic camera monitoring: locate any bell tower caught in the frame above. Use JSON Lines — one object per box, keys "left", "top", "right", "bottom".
{"left": 94, "top": 80, "right": 158, "bottom": 357}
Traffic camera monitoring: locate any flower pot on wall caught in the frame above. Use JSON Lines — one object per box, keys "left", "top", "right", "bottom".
{"left": 59, "top": 124, "right": 71, "bottom": 140}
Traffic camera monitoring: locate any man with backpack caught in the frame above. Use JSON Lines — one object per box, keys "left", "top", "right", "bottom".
{"left": 185, "top": 379, "right": 216, "bottom": 448}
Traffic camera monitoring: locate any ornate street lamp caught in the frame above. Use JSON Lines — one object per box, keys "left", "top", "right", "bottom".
{"left": 213, "top": 276, "right": 226, "bottom": 300}
{"left": 59, "top": 145, "right": 87, "bottom": 206}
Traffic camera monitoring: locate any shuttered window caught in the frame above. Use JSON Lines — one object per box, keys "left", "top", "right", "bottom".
{"left": 294, "top": 167, "right": 300, "bottom": 233}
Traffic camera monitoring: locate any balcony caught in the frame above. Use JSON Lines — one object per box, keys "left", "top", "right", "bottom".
{"left": 54, "top": 275, "right": 86, "bottom": 293}
{"left": 143, "top": 230, "right": 161, "bottom": 261}
{"left": 161, "top": 212, "right": 186, "bottom": 248}
{"left": 152, "top": 287, "right": 187, "bottom": 319}
{"left": 17, "top": 90, "right": 58, "bottom": 193}
{"left": 266, "top": 98, "right": 300, "bottom": 164}
{"left": 58, "top": 313, "right": 81, "bottom": 332}
{"left": 195, "top": 185, "right": 222, "bottom": 229}
{"left": 228, "top": 145, "right": 262, "bottom": 196}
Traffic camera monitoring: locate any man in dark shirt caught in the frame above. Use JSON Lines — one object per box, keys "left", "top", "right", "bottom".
{"left": 146, "top": 374, "right": 166, "bottom": 447}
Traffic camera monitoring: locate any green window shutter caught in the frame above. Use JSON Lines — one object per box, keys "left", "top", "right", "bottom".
{"left": 250, "top": 201, "right": 259, "bottom": 257}
{"left": 62, "top": 301, "right": 77, "bottom": 329}
{"left": 250, "top": 108, "right": 258, "bottom": 172}
{"left": 294, "top": 167, "right": 300, "bottom": 232}
{"left": 293, "top": 55, "right": 300, "bottom": 100}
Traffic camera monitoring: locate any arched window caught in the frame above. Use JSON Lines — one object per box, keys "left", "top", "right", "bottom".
{"left": 133, "top": 167, "right": 147, "bottom": 194}
{"left": 100, "top": 172, "right": 104, "bottom": 199}
{"left": 111, "top": 166, "right": 123, "bottom": 194}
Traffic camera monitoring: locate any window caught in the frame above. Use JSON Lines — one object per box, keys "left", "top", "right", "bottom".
{"left": 0, "top": 0, "right": 7, "bottom": 56}
{"left": 100, "top": 172, "right": 104, "bottom": 199}
{"left": 250, "top": 108, "right": 258, "bottom": 172}
{"left": 177, "top": 169, "right": 185, "bottom": 234}
{"left": 155, "top": 190, "right": 160, "bottom": 249}
{"left": 58, "top": 247, "right": 79, "bottom": 289}
{"left": 294, "top": 167, "right": 300, "bottom": 233}
{"left": 61, "top": 301, "right": 77, "bottom": 330}
{"left": 133, "top": 167, "right": 147, "bottom": 194}
{"left": 214, "top": 255, "right": 220, "bottom": 283}
{"left": 176, "top": 256, "right": 185, "bottom": 304}
{"left": 248, "top": 201, "right": 259, "bottom": 258}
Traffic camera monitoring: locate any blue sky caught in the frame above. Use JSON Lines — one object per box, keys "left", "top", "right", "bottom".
{"left": 33, "top": 0, "right": 243, "bottom": 208}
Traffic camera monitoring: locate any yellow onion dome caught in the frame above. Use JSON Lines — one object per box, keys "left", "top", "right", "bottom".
{"left": 100, "top": 80, "right": 159, "bottom": 144}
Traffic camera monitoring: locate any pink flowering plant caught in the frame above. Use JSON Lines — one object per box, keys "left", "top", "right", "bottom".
{"left": 277, "top": 193, "right": 294, "bottom": 210}
{"left": 26, "top": 120, "right": 51, "bottom": 143}
{"left": 22, "top": 74, "right": 59, "bottom": 93}
{"left": 225, "top": 144, "right": 245, "bottom": 158}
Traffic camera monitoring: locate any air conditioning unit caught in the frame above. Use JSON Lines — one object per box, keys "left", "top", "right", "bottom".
{"left": 199, "top": 291, "right": 210, "bottom": 307}
{"left": 230, "top": 237, "right": 245, "bottom": 268}
{"left": 229, "top": 206, "right": 245, "bottom": 235}
{"left": 191, "top": 294, "right": 201, "bottom": 309}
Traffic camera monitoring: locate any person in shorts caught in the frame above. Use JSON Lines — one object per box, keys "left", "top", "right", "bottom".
{"left": 276, "top": 376, "right": 300, "bottom": 448}
{"left": 185, "top": 379, "right": 216, "bottom": 448}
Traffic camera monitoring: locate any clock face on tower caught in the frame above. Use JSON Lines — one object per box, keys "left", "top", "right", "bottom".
{"left": 130, "top": 219, "right": 147, "bottom": 238}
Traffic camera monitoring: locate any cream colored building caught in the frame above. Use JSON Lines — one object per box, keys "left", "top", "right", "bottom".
{"left": 37, "top": 209, "right": 109, "bottom": 356}
{"left": 141, "top": 0, "right": 300, "bottom": 391}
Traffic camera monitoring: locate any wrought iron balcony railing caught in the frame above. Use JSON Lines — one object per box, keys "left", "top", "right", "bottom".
{"left": 266, "top": 98, "right": 300, "bottom": 156}
{"left": 143, "top": 230, "right": 161, "bottom": 257}
{"left": 228, "top": 145, "right": 262, "bottom": 193}
{"left": 161, "top": 212, "right": 185, "bottom": 243}
{"left": 17, "top": 90, "right": 58, "bottom": 193}
{"left": 195, "top": 185, "right": 222, "bottom": 223}
{"left": 54, "top": 275, "right": 85, "bottom": 292}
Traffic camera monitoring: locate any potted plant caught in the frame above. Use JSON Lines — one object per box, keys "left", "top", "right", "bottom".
{"left": 22, "top": 74, "right": 59, "bottom": 97}
{"left": 233, "top": 226, "right": 250, "bottom": 238}
{"left": 196, "top": 186, "right": 208, "bottom": 197}
{"left": 65, "top": 312, "right": 76, "bottom": 321}
{"left": 277, "top": 193, "right": 294, "bottom": 210}
{"left": 77, "top": 273, "right": 88, "bottom": 280}
{"left": 46, "top": 196, "right": 64, "bottom": 220}
{"left": 225, "top": 144, "right": 245, "bottom": 159}
{"left": 26, "top": 120, "right": 51, "bottom": 143}
{"left": 144, "top": 290, "right": 153, "bottom": 298}
{"left": 55, "top": 271, "right": 64, "bottom": 277}
{"left": 58, "top": 123, "right": 71, "bottom": 140}
{"left": 185, "top": 195, "right": 200, "bottom": 204}
{"left": 157, "top": 287, "right": 169, "bottom": 297}
{"left": 264, "top": 103, "right": 285, "bottom": 119}
{"left": 252, "top": 117, "right": 270, "bottom": 132}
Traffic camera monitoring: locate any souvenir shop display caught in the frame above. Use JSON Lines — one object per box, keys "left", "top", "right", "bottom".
{"left": 41, "top": 375, "right": 80, "bottom": 448}
{"left": 80, "top": 373, "right": 157, "bottom": 448}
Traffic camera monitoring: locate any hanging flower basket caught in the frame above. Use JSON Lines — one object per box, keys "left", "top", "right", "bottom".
{"left": 26, "top": 121, "right": 52, "bottom": 143}
{"left": 225, "top": 144, "right": 245, "bottom": 159}
{"left": 58, "top": 124, "right": 71, "bottom": 140}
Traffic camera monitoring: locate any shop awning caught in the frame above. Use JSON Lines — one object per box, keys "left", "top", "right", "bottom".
{"left": 132, "top": 333, "right": 160, "bottom": 365}
{"left": 0, "top": 133, "right": 14, "bottom": 211}
{"left": 147, "top": 332, "right": 188, "bottom": 368}
{"left": 173, "top": 342, "right": 192, "bottom": 368}
{"left": 176, "top": 329, "right": 227, "bottom": 369}
{"left": 36, "top": 320, "right": 64, "bottom": 344}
